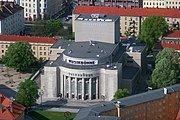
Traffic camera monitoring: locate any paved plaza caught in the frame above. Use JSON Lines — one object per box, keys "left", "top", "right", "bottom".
{"left": 0, "top": 64, "right": 31, "bottom": 92}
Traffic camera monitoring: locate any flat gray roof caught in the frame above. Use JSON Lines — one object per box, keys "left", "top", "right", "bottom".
{"left": 74, "top": 83, "right": 180, "bottom": 120}
{"left": 51, "top": 40, "right": 74, "bottom": 49}
{"left": 63, "top": 41, "right": 118, "bottom": 59}
{"left": 76, "top": 14, "right": 119, "bottom": 22}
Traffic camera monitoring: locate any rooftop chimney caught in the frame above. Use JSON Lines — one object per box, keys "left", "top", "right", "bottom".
{"left": 0, "top": 94, "right": 2, "bottom": 103}
{"left": 0, "top": 1, "right": 3, "bottom": 8}
{"left": 10, "top": 2, "right": 14, "bottom": 8}
{"left": 164, "top": 88, "right": 168, "bottom": 95}
{"left": 9, "top": 101, "right": 13, "bottom": 113}
{"left": 115, "top": 101, "right": 121, "bottom": 117}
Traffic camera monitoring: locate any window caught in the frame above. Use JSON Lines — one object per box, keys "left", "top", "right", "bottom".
{"left": 44, "top": 47, "right": 46, "bottom": 50}
{"left": 33, "top": 46, "right": 35, "bottom": 50}
{"left": 2, "top": 50, "right": 4, "bottom": 53}
{"left": 40, "top": 47, "right": 42, "bottom": 50}
{"left": 1, "top": 45, "right": 3, "bottom": 48}
{"left": 44, "top": 52, "right": 46, "bottom": 55}
{"left": 6, "top": 45, "right": 8, "bottom": 48}
{"left": 40, "top": 52, "right": 42, "bottom": 55}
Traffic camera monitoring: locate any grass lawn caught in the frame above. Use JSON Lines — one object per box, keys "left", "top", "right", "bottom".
{"left": 28, "top": 110, "right": 77, "bottom": 120}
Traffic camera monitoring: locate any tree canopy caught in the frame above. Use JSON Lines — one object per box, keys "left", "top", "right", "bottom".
{"left": 31, "top": 19, "right": 62, "bottom": 37}
{"left": 150, "top": 48, "right": 180, "bottom": 88}
{"left": 3, "top": 42, "right": 36, "bottom": 72}
{"left": 139, "top": 16, "right": 168, "bottom": 51}
{"left": 15, "top": 79, "right": 39, "bottom": 107}
{"left": 113, "top": 88, "right": 130, "bottom": 100}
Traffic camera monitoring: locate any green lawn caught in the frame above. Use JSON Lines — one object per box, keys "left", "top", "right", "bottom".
{"left": 28, "top": 110, "right": 77, "bottom": 120}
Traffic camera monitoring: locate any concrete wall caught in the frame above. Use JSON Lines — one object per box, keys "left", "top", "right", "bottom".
{"left": 41, "top": 66, "right": 57, "bottom": 98}
{"left": 49, "top": 48, "right": 65, "bottom": 60}
{"left": 74, "top": 17, "right": 120, "bottom": 44}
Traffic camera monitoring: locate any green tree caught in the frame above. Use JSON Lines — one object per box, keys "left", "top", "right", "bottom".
{"left": 113, "top": 88, "right": 130, "bottom": 100}
{"left": 31, "top": 19, "right": 62, "bottom": 37}
{"left": 31, "top": 20, "right": 46, "bottom": 36}
{"left": 124, "top": 30, "right": 131, "bottom": 36}
{"left": 3, "top": 42, "right": 36, "bottom": 72}
{"left": 45, "top": 19, "right": 62, "bottom": 37}
{"left": 139, "top": 16, "right": 168, "bottom": 51}
{"left": 150, "top": 48, "right": 180, "bottom": 88}
{"left": 15, "top": 79, "right": 39, "bottom": 107}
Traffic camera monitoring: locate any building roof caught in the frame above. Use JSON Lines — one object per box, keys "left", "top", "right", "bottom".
{"left": 0, "top": 93, "right": 25, "bottom": 120}
{"left": 51, "top": 40, "right": 74, "bottom": 49}
{"left": 0, "top": 84, "right": 16, "bottom": 98}
{"left": 166, "top": 30, "right": 180, "bottom": 38}
{"left": 63, "top": 41, "right": 118, "bottom": 59}
{"left": 74, "top": 6, "right": 180, "bottom": 18}
{"left": 0, "top": 1, "right": 23, "bottom": 20}
{"left": 0, "top": 35, "right": 57, "bottom": 44}
{"left": 176, "top": 109, "right": 180, "bottom": 120}
{"left": 76, "top": 14, "right": 119, "bottom": 22}
{"left": 74, "top": 83, "right": 180, "bottom": 120}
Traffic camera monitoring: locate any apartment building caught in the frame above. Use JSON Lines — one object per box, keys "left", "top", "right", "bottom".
{"left": 0, "top": 35, "right": 56, "bottom": 60}
{"left": 20, "top": 0, "right": 64, "bottom": 21}
{"left": 74, "top": 83, "right": 180, "bottom": 120}
{"left": 143, "top": 0, "right": 180, "bottom": 9}
{"left": 73, "top": 6, "right": 180, "bottom": 36}
{"left": 0, "top": 1, "right": 24, "bottom": 35}
{"left": 78, "top": 0, "right": 142, "bottom": 8}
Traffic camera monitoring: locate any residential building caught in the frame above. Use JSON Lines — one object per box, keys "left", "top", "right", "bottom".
{"left": 77, "top": 0, "right": 142, "bottom": 8}
{"left": 73, "top": 6, "right": 180, "bottom": 36}
{"left": 20, "top": 0, "right": 65, "bottom": 21}
{"left": 161, "top": 30, "right": 180, "bottom": 52}
{"left": 74, "top": 83, "right": 180, "bottom": 120}
{"left": 41, "top": 15, "right": 146, "bottom": 101}
{"left": 0, "top": 35, "right": 56, "bottom": 60}
{"left": 0, "top": 1, "right": 24, "bottom": 35}
{"left": 0, "top": 93, "right": 25, "bottom": 120}
{"left": 143, "top": 0, "right": 180, "bottom": 9}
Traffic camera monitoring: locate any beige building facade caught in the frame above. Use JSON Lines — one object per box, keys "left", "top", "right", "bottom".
{"left": 0, "top": 35, "right": 56, "bottom": 60}
{"left": 143, "top": 0, "right": 180, "bottom": 8}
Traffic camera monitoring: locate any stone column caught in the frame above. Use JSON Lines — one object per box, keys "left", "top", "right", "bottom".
{"left": 96, "top": 77, "right": 99, "bottom": 99}
{"left": 63, "top": 76, "right": 66, "bottom": 98}
{"left": 75, "top": 78, "right": 78, "bottom": 100}
{"left": 89, "top": 78, "right": 92, "bottom": 100}
{"left": 82, "top": 78, "right": 85, "bottom": 100}
{"left": 69, "top": 77, "right": 71, "bottom": 99}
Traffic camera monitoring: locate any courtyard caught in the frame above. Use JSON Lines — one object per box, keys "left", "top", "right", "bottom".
{"left": 0, "top": 64, "right": 31, "bottom": 91}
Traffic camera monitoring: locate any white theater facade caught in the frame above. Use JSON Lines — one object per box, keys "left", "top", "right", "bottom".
{"left": 40, "top": 14, "right": 144, "bottom": 101}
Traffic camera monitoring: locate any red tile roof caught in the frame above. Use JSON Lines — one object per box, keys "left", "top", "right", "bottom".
{"left": 162, "top": 43, "right": 180, "bottom": 50}
{"left": 0, "top": 93, "right": 25, "bottom": 120}
{"left": 166, "top": 30, "right": 180, "bottom": 38}
{"left": 74, "top": 6, "right": 180, "bottom": 18}
{"left": 176, "top": 109, "right": 180, "bottom": 120}
{"left": 0, "top": 35, "right": 57, "bottom": 44}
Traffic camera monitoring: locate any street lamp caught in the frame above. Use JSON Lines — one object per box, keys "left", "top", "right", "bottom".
{"left": 39, "top": 89, "right": 44, "bottom": 110}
